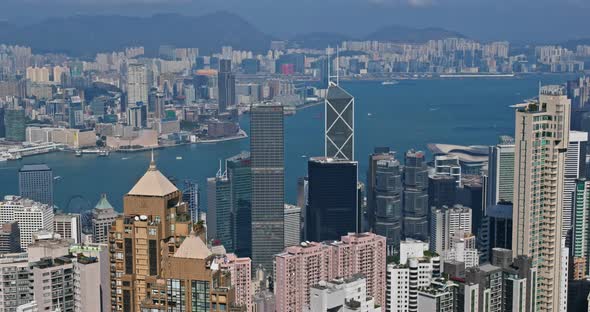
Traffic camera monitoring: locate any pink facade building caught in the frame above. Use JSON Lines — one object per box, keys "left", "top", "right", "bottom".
{"left": 215, "top": 253, "right": 252, "bottom": 312}
{"left": 274, "top": 232, "right": 386, "bottom": 312}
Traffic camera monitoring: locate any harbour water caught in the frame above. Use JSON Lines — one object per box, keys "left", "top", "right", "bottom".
{"left": 0, "top": 74, "right": 579, "bottom": 211}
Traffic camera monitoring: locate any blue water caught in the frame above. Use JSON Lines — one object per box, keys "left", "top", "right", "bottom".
{"left": 0, "top": 75, "right": 579, "bottom": 212}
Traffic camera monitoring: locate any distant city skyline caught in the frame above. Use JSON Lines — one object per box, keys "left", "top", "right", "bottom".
{"left": 0, "top": 0, "right": 589, "bottom": 43}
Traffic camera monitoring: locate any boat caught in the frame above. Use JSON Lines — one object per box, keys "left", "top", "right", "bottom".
{"left": 301, "top": 155, "right": 307, "bottom": 158}
{"left": 98, "top": 150, "right": 109, "bottom": 157}
{"left": 381, "top": 80, "right": 399, "bottom": 85}
{"left": 75, "top": 150, "right": 82, "bottom": 157}
{"left": 367, "top": 113, "right": 373, "bottom": 117}
{"left": 176, "top": 156, "right": 183, "bottom": 160}
{"left": 54, "top": 176, "right": 62, "bottom": 180}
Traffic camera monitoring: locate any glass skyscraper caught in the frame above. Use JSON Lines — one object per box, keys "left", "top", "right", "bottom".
{"left": 374, "top": 158, "right": 403, "bottom": 255}
{"left": 305, "top": 157, "right": 359, "bottom": 242}
{"left": 18, "top": 164, "right": 53, "bottom": 206}
{"left": 250, "top": 102, "right": 284, "bottom": 271}
{"left": 325, "top": 82, "right": 354, "bottom": 161}
{"left": 218, "top": 59, "right": 235, "bottom": 113}
{"left": 402, "top": 149, "right": 429, "bottom": 241}
{"left": 227, "top": 151, "right": 252, "bottom": 258}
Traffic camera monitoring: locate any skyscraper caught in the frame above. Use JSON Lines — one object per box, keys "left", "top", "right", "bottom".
{"left": 563, "top": 131, "right": 588, "bottom": 240}
{"left": 250, "top": 102, "right": 284, "bottom": 271}
{"left": 367, "top": 147, "right": 396, "bottom": 231}
{"left": 227, "top": 152, "right": 252, "bottom": 258}
{"left": 53, "top": 213, "right": 82, "bottom": 244}
{"left": 403, "top": 150, "right": 429, "bottom": 241}
{"left": 374, "top": 158, "right": 403, "bottom": 255}
{"left": 430, "top": 204, "right": 473, "bottom": 255}
{"left": 428, "top": 175, "right": 457, "bottom": 211}
{"left": 218, "top": 59, "right": 235, "bottom": 113}
{"left": 91, "top": 194, "right": 118, "bottom": 244}
{"left": 18, "top": 164, "right": 53, "bottom": 206}
{"left": 572, "top": 179, "right": 590, "bottom": 280}
{"left": 4, "top": 108, "right": 25, "bottom": 142}
{"left": 305, "top": 157, "right": 358, "bottom": 242}
{"left": 283, "top": 204, "right": 301, "bottom": 248}
{"left": 207, "top": 171, "right": 232, "bottom": 250}
{"left": 325, "top": 82, "right": 354, "bottom": 161}
{"left": 486, "top": 135, "right": 515, "bottom": 208}
{"left": 127, "top": 63, "right": 148, "bottom": 108}
{"left": 512, "top": 85, "right": 571, "bottom": 311}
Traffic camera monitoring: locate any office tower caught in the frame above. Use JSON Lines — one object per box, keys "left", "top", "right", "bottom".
{"left": 69, "top": 99, "right": 84, "bottom": 128}
{"left": 18, "top": 164, "right": 53, "bottom": 206}
{"left": 457, "top": 178, "right": 484, "bottom": 237}
{"left": 182, "top": 180, "right": 199, "bottom": 222}
{"left": 4, "top": 108, "right": 25, "bottom": 142}
{"left": 403, "top": 150, "right": 429, "bottom": 241}
{"left": 373, "top": 158, "right": 403, "bottom": 255}
{"left": 572, "top": 179, "right": 590, "bottom": 280}
{"left": 486, "top": 136, "right": 515, "bottom": 208}
{"left": 226, "top": 152, "right": 252, "bottom": 257}
{"left": 386, "top": 240, "right": 441, "bottom": 312}
{"left": 207, "top": 172, "right": 233, "bottom": 250}
{"left": 127, "top": 102, "right": 147, "bottom": 128}
{"left": 563, "top": 131, "right": 588, "bottom": 240}
{"left": 91, "top": 194, "right": 118, "bottom": 244}
{"left": 416, "top": 279, "right": 457, "bottom": 312}
{"left": 53, "top": 213, "right": 81, "bottom": 244}
{"left": 184, "top": 84, "right": 196, "bottom": 105}
{"left": 155, "top": 91, "right": 165, "bottom": 119}
{"left": 296, "top": 177, "right": 308, "bottom": 213}
{"left": 367, "top": 147, "right": 396, "bottom": 231}
{"left": 483, "top": 203, "right": 513, "bottom": 260}
{"left": 305, "top": 157, "right": 358, "bottom": 242}
{"left": 127, "top": 63, "right": 148, "bottom": 107}
{"left": 512, "top": 85, "right": 571, "bottom": 311}
{"left": 284, "top": 204, "right": 301, "bottom": 247}
{"left": 428, "top": 175, "right": 457, "bottom": 209}
{"left": 109, "top": 156, "right": 193, "bottom": 311}
{"left": 430, "top": 204, "right": 472, "bottom": 255}
{"left": 0, "top": 222, "right": 20, "bottom": 253}
{"left": 0, "top": 253, "right": 33, "bottom": 311}
{"left": 325, "top": 82, "right": 354, "bottom": 160}
{"left": 309, "top": 276, "right": 381, "bottom": 312}
{"left": 274, "top": 232, "right": 386, "bottom": 312}
{"left": 434, "top": 155, "right": 462, "bottom": 185}
{"left": 218, "top": 59, "right": 235, "bottom": 113}
{"left": 250, "top": 102, "right": 284, "bottom": 271}
{"left": 0, "top": 196, "right": 54, "bottom": 250}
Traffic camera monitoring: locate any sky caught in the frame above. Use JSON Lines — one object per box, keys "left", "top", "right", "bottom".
{"left": 1, "top": 0, "right": 589, "bottom": 43}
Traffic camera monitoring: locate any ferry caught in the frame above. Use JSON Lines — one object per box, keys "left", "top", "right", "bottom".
{"left": 75, "top": 150, "right": 82, "bottom": 157}
{"left": 381, "top": 80, "right": 399, "bottom": 86}
{"left": 176, "top": 156, "right": 183, "bottom": 160}
{"left": 98, "top": 150, "right": 110, "bottom": 157}
{"left": 54, "top": 176, "right": 62, "bottom": 181}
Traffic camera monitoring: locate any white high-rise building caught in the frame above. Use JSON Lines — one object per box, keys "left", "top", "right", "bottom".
{"left": 563, "top": 130, "right": 588, "bottom": 239}
{"left": 430, "top": 204, "right": 472, "bottom": 255}
{"left": 127, "top": 63, "right": 148, "bottom": 107}
{"left": 512, "top": 85, "right": 571, "bottom": 311}
{"left": 0, "top": 196, "right": 54, "bottom": 250}
{"left": 308, "top": 275, "right": 380, "bottom": 312}
{"left": 386, "top": 240, "right": 441, "bottom": 312}
{"left": 486, "top": 136, "right": 515, "bottom": 207}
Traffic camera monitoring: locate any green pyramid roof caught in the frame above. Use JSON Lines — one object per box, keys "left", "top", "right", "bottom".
{"left": 95, "top": 194, "right": 114, "bottom": 210}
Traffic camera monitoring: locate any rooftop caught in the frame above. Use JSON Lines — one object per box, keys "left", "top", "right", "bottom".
{"left": 127, "top": 154, "right": 179, "bottom": 197}
{"left": 174, "top": 232, "right": 212, "bottom": 260}
{"left": 94, "top": 193, "right": 114, "bottom": 210}
{"left": 19, "top": 164, "right": 51, "bottom": 172}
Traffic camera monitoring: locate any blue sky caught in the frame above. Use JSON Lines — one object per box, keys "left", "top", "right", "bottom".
{"left": 2, "top": 0, "right": 589, "bottom": 42}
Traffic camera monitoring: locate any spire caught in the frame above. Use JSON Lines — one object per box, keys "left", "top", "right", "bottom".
{"left": 149, "top": 149, "right": 156, "bottom": 171}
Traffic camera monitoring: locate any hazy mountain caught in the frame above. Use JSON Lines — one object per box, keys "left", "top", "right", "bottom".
{"left": 290, "top": 32, "right": 355, "bottom": 49}
{"left": 0, "top": 11, "right": 274, "bottom": 57}
{"left": 365, "top": 25, "right": 466, "bottom": 43}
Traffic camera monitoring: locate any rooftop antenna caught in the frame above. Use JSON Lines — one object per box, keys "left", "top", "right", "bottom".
{"left": 149, "top": 149, "right": 156, "bottom": 170}
{"left": 336, "top": 45, "right": 340, "bottom": 85}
